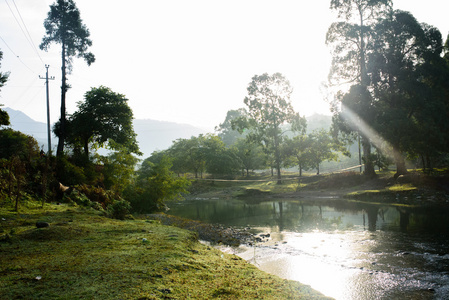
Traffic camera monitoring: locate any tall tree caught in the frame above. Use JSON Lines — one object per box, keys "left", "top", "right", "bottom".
{"left": 368, "top": 10, "right": 447, "bottom": 176}
{"left": 40, "top": 0, "right": 95, "bottom": 156}
{"left": 0, "top": 50, "right": 10, "bottom": 126}
{"left": 326, "top": 0, "right": 391, "bottom": 177}
{"left": 60, "top": 86, "right": 141, "bottom": 157}
{"left": 235, "top": 73, "right": 306, "bottom": 184}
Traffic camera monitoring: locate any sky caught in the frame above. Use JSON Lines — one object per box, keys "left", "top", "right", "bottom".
{"left": 1, "top": 0, "right": 448, "bottom": 132}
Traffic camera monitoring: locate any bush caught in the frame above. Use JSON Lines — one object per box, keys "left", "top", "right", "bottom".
{"left": 107, "top": 199, "right": 131, "bottom": 220}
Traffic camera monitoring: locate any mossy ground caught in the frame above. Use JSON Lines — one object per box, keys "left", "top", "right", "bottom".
{"left": 0, "top": 204, "right": 331, "bottom": 299}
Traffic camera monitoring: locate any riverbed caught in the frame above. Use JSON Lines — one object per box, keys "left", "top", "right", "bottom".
{"left": 168, "top": 198, "right": 449, "bottom": 299}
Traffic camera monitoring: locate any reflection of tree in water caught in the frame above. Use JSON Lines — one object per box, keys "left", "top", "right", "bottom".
{"left": 170, "top": 199, "right": 449, "bottom": 236}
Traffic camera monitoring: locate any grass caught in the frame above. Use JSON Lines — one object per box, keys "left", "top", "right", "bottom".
{"left": 0, "top": 204, "right": 331, "bottom": 300}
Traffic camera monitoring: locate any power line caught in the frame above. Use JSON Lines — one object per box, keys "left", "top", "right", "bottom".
{"left": 0, "top": 35, "right": 36, "bottom": 74}
{"left": 4, "top": 0, "right": 45, "bottom": 66}
{"left": 10, "top": 0, "right": 45, "bottom": 65}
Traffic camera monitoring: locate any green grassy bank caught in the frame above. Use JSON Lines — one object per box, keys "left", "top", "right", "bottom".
{"left": 188, "top": 170, "right": 449, "bottom": 207}
{"left": 0, "top": 204, "right": 331, "bottom": 299}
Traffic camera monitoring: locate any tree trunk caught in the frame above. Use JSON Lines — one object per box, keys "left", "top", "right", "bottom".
{"left": 362, "top": 137, "right": 376, "bottom": 177}
{"left": 83, "top": 139, "right": 89, "bottom": 157}
{"left": 426, "top": 155, "right": 432, "bottom": 172}
{"left": 57, "top": 43, "right": 67, "bottom": 157}
{"left": 274, "top": 131, "right": 282, "bottom": 184}
{"left": 393, "top": 148, "right": 407, "bottom": 178}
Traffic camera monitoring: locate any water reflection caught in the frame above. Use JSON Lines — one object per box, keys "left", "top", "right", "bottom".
{"left": 168, "top": 198, "right": 449, "bottom": 299}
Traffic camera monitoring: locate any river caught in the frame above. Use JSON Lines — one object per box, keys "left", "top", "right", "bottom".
{"left": 167, "top": 197, "right": 449, "bottom": 300}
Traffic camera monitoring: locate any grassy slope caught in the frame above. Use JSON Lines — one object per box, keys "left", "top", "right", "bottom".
{"left": 0, "top": 204, "right": 331, "bottom": 300}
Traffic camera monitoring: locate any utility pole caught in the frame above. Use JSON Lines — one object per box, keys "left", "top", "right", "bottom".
{"left": 40, "top": 65, "right": 55, "bottom": 155}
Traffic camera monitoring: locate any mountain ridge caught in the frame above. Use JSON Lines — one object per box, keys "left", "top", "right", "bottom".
{"left": 2, "top": 107, "right": 332, "bottom": 158}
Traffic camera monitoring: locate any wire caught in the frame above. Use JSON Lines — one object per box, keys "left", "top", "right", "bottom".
{"left": 0, "top": 35, "right": 36, "bottom": 74}
{"left": 10, "top": 0, "right": 45, "bottom": 65}
{"left": 4, "top": 0, "right": 45, "bottom": 67}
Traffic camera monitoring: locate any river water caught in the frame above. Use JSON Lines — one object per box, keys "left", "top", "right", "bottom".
{"left": 168, "top": 198, "right": 449, "bottom": 300}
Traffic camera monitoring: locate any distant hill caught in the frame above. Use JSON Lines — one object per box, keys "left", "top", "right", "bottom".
{"left": 3, "top": 107, "right": 51, "bottom": 151}
{"left": 133, "top": 119, "right": 207, "bottom": 158}
{"left": 2, "top": 108, "right": 207, "bottom": 158}
{"left": 2, "top": 108, "right": 333, "bottom": 159}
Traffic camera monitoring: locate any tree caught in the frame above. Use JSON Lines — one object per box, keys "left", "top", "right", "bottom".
{"left": 215, "top": 108, "right": 247, "bottom": 146}
{"left": 307, "top": 130, "right": 341, "bottom": 175}
{"left": 326, "top": 0, "right": 392, "bottom": 177}
{"left": 202, "top": 134, "right": 240, "bottom": 178}
{"left": 233, "top": 138, "right": 266, "bottom": 176}
{"left": 0, "top": 50, "right": 10, "bottom": 126}
{"left": 40, "top": 0, "right": 95, "bottom": 156}
{"left": 61, "top": 86, "right": 141, "bottom": 157}
{"left": 98, "top": 143, "right": 139, "bottom": 195}
{"left": 126, "top": 155, "right": 190, "bottom": 213}
{"left": 367, "top": 10, "right": 447, "bottom": 176}
{"left": 234, "top": 73, "right": 306, "bottom": 184}
{"left": 282, "top": 135, "right": 313, "bottom": 177}
{"left": 168, "top": 136, "right": 206, "bottom": 178}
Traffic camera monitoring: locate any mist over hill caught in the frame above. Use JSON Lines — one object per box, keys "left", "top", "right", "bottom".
{"left": 133, "top": 119, "right": 207, "bottom": 158}
{"left": 2, "top": 108, "right": 207, "bottom": 158}
{"left": 2, "top": 108, "right": 333, "bottom": 159}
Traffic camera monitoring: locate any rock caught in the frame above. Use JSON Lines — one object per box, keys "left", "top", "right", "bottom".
{"left": 36, "top": 222, "right": 50, "bottom": 228}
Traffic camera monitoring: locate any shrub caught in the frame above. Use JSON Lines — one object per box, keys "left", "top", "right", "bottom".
{"left": 107, "top": 199, "right": 131, "bottom": 220}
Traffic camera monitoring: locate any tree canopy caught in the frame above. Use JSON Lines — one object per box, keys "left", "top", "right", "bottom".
{"left": 61, "top": 86, "right": 141, "bottom": 157}
{"left": 235, "top": 73, "right": 306, "bottom": 183}
{"left": 326, "top": 0, "right": 392, "bottom": 177}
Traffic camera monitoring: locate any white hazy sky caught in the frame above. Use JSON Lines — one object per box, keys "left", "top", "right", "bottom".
{"left": 1, "top": 0, "right": 448, "bottom": 131}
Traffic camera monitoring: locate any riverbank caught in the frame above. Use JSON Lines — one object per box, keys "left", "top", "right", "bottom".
{"left": 187, "top": 170, "right": 449, "bottom": 207}
{"left": 0, "top": 204, "right": 331, "bottom": 299}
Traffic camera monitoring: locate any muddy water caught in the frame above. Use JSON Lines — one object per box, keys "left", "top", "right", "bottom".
{"left": 168, "top": 198, "right": 449, "bottom": 299}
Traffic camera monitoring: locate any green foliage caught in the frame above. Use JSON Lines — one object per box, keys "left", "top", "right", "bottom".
{"left": 126, "top": 155, "right": 190, "bottom": 213}
{"left": 326, "top": 1, "right": 392, "bottom": 176}
{"left": 0, "top": 129, "right": 40, "bottom": 161}
{"left": 54, "top": 155, "right": 87, "bottom": 186}
{"left": 107, "top": 199, "right": 131, "bottom": 220}
{"left": 235, "top": 73, "right": 306, "bottom": 183}
{"left": 0, "top": 105, "right": 9, "bottom": 127}
{"left": 97, "top": 144, "right": 139, "bottom": 194}
{"left": 40, "top": 0, "right": 95, "bottom": 66}
{"left": 232, "top": 138, "right": 267, "bottom": 176}
{"left": 57, "top": 86, "right": 141, "bottom": 157}
{"left": 75, "top": 184, "right": 119, "bottom": 208}
{"left": 202, "top": 134, "right": 241, "bottom": 177}
{"left": 0, "top": 131, "right": 48, "bottom": 210}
